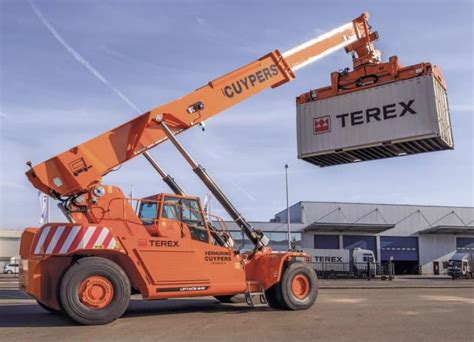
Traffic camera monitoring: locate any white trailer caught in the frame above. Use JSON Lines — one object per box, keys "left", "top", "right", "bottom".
{"left": 304, "top": 248, "right": 377, "bottom": 278}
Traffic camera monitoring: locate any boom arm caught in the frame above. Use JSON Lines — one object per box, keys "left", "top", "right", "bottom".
{"left": 26, "top": 13, "right": 375, "bottom": 198}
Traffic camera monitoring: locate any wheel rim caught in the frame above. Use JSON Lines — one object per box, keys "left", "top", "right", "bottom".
{"left": 291, "top": 274, "right": 310, "bottom": 299}
{"left": 79, "top": 276, "right": 114, "bottom": 309}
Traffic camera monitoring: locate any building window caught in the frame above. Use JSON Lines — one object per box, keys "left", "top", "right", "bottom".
{"left": 314, "top": 235, "right": 339, "bottom": 249}
{"left": 456, "top": 238, "right": 474, "bottom": 251}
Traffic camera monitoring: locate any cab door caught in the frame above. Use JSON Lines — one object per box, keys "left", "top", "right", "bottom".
{"left": 136, "top": 196, "right": 211, "bottom": 285}
{"left": 179, "top": 198, "right": 246, "bottom": 291}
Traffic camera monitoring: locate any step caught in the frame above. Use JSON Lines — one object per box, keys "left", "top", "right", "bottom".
{"left": 245, "top": 281, "right": 267, "bottom": 307}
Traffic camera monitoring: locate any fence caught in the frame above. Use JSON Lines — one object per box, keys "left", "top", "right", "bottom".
{"left": 310, "top": 262, "right": 392, "bottom": 279}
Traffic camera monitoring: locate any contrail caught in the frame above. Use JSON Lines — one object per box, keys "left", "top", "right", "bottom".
{"left": 229, "top": 179, "right": 257, "bottom": 202}
{"left": 29, "top": 0, "right": 142, "bottom": 115}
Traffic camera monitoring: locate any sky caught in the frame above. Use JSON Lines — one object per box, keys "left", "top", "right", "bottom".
{"left": 0, "top": 0, "right": 473, "bottom": 229}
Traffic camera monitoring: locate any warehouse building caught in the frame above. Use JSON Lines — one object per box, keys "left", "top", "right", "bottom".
{"left": 226, "top": 201, "right": 474, "bottom": 275}
{"left": 2, "top": 202, "right": 473, "bottom": 276}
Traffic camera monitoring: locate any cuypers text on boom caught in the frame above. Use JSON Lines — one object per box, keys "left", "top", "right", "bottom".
{"left": 221, "top": 65, "right": 280, "bottom": 98}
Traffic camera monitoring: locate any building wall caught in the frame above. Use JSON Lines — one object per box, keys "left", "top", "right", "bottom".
{"left": 418, "top": 234, "right": 457, "bottom": 275}
{"left": 272, "top": 203, "right": 303, "bottom": 224}
{"left": 274, "top": 202, "right": 474, "bottom": 236}
{"left": 0, "top": 230, "right": 22, "bottom": 269}
{"left": 274, "top": 202, "right": 474, "bottom": 275}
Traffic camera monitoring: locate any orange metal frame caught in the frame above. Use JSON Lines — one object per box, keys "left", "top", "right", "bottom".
{"left": 297, "top": 13, "right": 447, "bottom": 104}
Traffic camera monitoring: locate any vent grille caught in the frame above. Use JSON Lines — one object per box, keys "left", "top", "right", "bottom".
{"left": 302, "top": 136, "right": 453, "bottom": 167}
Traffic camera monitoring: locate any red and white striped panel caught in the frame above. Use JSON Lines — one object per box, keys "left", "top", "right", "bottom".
{"left": 32, "top": 225, "right": 121, "bottom": 255}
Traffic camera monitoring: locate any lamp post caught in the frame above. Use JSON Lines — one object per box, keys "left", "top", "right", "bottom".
{"left": 285, "top": 164, "right": 291, "bottom": 250}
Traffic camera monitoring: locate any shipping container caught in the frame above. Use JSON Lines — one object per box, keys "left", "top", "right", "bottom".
{"left": 297, "top": 74, "right": 453, "bottom": 167}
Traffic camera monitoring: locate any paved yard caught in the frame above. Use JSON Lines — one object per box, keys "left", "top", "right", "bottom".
{"left": 1, "top": 285, "right": 473, "bottom": 341}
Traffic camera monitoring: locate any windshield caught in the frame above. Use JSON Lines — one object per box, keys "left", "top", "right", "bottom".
{"left": 448, "top": 260, "right": 462, "bottom": 267}
{"left": 363, "top": 254, "right": 374, "bottom": 262}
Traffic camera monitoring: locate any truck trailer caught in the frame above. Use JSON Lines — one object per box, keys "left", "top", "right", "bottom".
{"left": 304, "top": 248, "right": 377, "bottom": 278}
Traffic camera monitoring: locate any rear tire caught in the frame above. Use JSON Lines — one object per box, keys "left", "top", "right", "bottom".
{"left": 280, "top": 262, "right": 318, "bottom": 310}
{"left": 59, "top": 257, "right": 130, "bottom": 325}
{"left": 214, "top": 295, "right": 235, "bottom": 303}
{"left": 37, "top": 300, "right": 61, "bottom": 314}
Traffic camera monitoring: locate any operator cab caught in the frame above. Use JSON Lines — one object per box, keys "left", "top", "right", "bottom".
{"left": 137, "top": 193, "right": 209, "bottom": 242}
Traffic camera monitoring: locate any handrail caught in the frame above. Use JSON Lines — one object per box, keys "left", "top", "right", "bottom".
{"left": 109, "top": 197, "right": 228, "bottom": 229}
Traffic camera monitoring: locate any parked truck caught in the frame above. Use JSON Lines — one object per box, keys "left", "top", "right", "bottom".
{"left": 447, "top": 252, "right": 473, "bottom": 280}
{"left": 304, "top": 248, "right": 377, "bottom": 278}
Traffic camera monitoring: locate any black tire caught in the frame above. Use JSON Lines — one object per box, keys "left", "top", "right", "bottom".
{"left": 37, "top": 300, "right": 61, "bottom": 314}
{"left": 6, "top": 270, "right": 12, "bottom": 274}
{"left": 59, "top": 257, "right": 130, "bottom": 325}
{"left": 214, "top": 295, "right": 235, "bottom": 303}
{"left": 265, "top": 282, "right": 288, "bottom": 310}
{"left": 280, "top": 262, "right": 318, "bottom": 311}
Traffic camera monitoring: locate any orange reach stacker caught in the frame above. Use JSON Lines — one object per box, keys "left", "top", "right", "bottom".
{"left": 20, "top": 13, "right": 389, "bottom": 325}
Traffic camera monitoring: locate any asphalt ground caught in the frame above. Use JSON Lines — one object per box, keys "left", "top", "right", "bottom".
{"left": 0, "top": 276, "right": 473, "bottom": 342}
{"left": 2, "top": 274, "right": 473, "bottom": 290}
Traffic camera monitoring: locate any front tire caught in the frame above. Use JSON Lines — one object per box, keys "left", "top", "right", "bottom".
{"left": 59, "top": 257, "right": 130, "bottom": 325}
{"left": 279, "top": 262, "right": 318, "bottom": 310}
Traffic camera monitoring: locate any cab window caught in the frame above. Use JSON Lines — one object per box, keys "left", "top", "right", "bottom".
{"left": 138, "top": 202, "right": 158, "bottom": 225}
{"left": 181, "top": 199, "right": 204, "bottom": 226}
{"left": 163, "top": 196, "right": 208, "bottom": 243}
{"left": 162, "top": 197, "right": 180, "bottom": 220}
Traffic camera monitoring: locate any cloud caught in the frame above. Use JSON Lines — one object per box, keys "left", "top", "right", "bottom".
{"left": 195, "top": 16, "right": 206, "bottom": 25}
{"left": 227, "top": 179, "right": 257, "bottom": 202}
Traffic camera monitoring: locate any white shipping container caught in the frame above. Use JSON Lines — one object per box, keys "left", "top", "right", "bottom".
{"left": 297, "top": 74, "right": 453, "bottom": 167}
{"left": 303, "top": 249, "right": 351, "bottom": 273}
